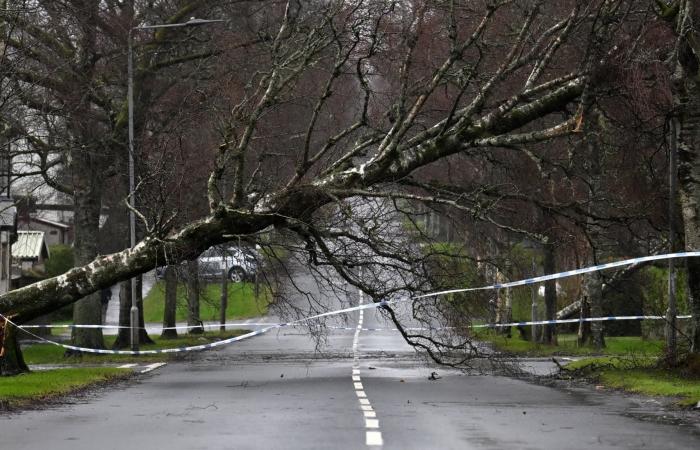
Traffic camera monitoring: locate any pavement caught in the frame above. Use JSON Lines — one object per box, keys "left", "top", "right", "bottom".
{"left": 2, "top": 268, "right": 700, "bottom": 449}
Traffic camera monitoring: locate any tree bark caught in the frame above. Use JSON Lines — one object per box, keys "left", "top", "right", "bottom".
{"left": 112, "top": 281, "right": 131, "bottom": 348}
{"left": 135, "top": 275, "right": 154, "bottom": 344}
{"left": 500, "top": 287, "right": 512, "bottom": 338}
{"left": 577, "top": 296, "right": 591, "bottom": 347}
{"left": 0, "top": 320, "right": 29, "bottom": 375}
{"left": 679, "top": 98, "right": 700, "bottom": 353}
{"left": 161, "top": 266, "right": 178, "bottom": 339}
{"left": 675, "top": 1, "right": 700, "bottom": 354}
{"left": 70, "top": 170, "right": 104, "bottom": 350}
{"left": 112, "top": 277, "right": 153, "bottom": 347}
{"left": 542, "top": 244, "right": 557, "bottom": 345}
{"left": 585, "top": 271, "right": 605, "bottom": 350}
{"left": 187, "top": 260, "right": 203, "bottom": 334}
{"left": 583, "top": 102, "right": 605, "bottom": 350}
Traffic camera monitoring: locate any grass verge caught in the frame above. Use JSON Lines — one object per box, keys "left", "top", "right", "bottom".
{"left": 22, "top": 330, "right": 249, "bottom": 365}
{"left": 563, "top": 356, "right": 700, "bottom": 407}
{"left": 478, "top": 331, "right": 664, "bottom": 357}
{"left": 143, "top": 281, "right": 270, "bottom": 323}
{"left": 0, "top": 368, "right": 130, "bottom": 408}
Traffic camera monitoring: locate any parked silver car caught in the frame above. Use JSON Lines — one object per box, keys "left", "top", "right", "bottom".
{"left": 197, "top": 245, "right": 260, "bottom": 282}
{"left": 155, "top": 245, "right": 260, "bottom": 282}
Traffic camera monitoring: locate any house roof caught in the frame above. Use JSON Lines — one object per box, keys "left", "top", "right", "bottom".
{"left": 29, "top": 216, "right": 70, "bottom": 229}
{"left": 12, "top": 230, "right": 49, "bottom": 260}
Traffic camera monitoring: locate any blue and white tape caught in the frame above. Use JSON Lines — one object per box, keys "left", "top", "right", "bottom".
{"left": 18, "top": 323, "right": 273, "bottom": 330}
{"left": 3, "top": 251, "right": 698, "bottom": 354}
{"left": 475, "top": 315, "right": 691, "bottom": 329}
{"left": 0, "top": 301, "right": 391, "bottom": 355}
{"left": 415, "top": 251, "right": 700, "bottom": 299}
{"left": 328, "top": 314, "right": 692, "bottom": 331}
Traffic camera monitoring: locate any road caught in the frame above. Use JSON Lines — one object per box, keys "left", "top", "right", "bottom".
{"left": 2, "top": 269, "right": 699, "bottom": 449}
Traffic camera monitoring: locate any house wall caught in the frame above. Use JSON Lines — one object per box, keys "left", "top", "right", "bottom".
{"left": 18, "top": 220, "right": 68, "bottom": 246}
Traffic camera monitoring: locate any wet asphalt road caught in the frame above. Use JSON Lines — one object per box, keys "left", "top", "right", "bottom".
{"left": 2, "top": 272, "right": 700, "bottom": 449}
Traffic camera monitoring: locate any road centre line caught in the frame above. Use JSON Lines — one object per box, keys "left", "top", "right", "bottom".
{"left": 366, "top": 431, "right": 384, "bottom": 446}
{"left": 353, "top": 289, "right": 383, "bottom": 447}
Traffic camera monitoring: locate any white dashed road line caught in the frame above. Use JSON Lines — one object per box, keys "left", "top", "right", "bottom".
{"left": 352, "top": 289, "right": 383, "bottom": 447}
{"left": 366, "top": 431, "right": 384, "bottom": 446}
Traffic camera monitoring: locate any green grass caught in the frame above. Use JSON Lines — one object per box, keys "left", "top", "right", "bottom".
{"left": 0, "top": 368, "right": 130, "bottom": 405}
{"left": 563, "top": 355, "right": 655, "bottom": 371}
{"left": 22, "top": 330, "right": 249, "bottom": 365}
{"left": 601, "top": 369, "right": 700, "bottom": 406}
{"left": 142, "top": 281, "right": 269, "bottom": 323}
{"left": 563, "top": 357, "right": 700, "bottom": 406}
{"left": 479, "top": 331, "right": 665, "bottom": 357}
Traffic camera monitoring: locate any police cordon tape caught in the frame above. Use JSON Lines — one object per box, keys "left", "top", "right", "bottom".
{"left": 2, "top": 251, "right": 699, "bottom": 354}
{"left": 6, "top": 312, "right": 692, "bottom": 355}
{"left": 15, "top": 314, "right": 695, "bottom": 333}
{"left": 326, "top": 315, "right": 692, "bottom": 331}
{"left": 414, "top": 251, "right": 700, "bottom": 298}
{"left": 17, "top": 323, "right": 274, "bottom": 330}
{"left": 475, "top": 315, "right": 691, "bottom": 329}
{"left": 0, "top": 301, "right": 391, "bottom": 355}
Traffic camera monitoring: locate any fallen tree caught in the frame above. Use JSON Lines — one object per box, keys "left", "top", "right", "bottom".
{"left": 1, "top": 0, "right": 668, "bottom": 372}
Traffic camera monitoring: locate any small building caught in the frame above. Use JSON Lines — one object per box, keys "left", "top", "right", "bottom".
{"left": 12, "top": 230, "right": 50, "bottom": 273}
{"left": 17, "top": 216, "right": 71, "bottom": 246}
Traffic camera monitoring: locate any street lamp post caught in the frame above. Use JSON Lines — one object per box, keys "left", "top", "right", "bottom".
{"left": 127, "top": 17, "right": 224, "bottom": 351}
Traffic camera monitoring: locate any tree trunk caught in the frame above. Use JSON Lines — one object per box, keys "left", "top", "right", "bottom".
{"left": 161, "top": 266, "right": 178, "bottom": 339}
{"left": 676, "top": 3, "right": 700, "bottom": 353}
{"left": 135, "top": 275, "right": 154, "bottom": 344}
{"left": 582, "top": 101, "right": 606, "bottom": 350}
{"left": 542, "top": 244, "right": 557, "bottom": 345}
{"left": 577, "top": 296, "right": 591, "bottom": 347}
{"left": 500, "top": 287, "right": 512, "bottom": 338}
{"left": 70, "top": 173, "right": 104, "bottom": 350}
{"left": 112, "top": 277, "right": 153, "bottom": 347}
{"left": 187, "top": 260, "right": 203, "bottom": 334}
{"left": 0, "top": 320, "right": 29, "bottom": 375}
{"left": 585, "top": 271, "right": 605, "bottom": 350}
{"left": 112, "top": 281, "right": 131, "bottom": 348}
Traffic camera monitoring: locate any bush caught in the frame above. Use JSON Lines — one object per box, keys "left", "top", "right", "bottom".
{"left": 45, "top": 244, "right": 74, "bottom": 277}
{"left": 43, "top": 244, "right": 75, "bottom": 321}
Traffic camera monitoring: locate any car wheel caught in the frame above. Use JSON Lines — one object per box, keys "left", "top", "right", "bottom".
{"left": 228, "top": 266, "right": 246, "bottom": 282}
